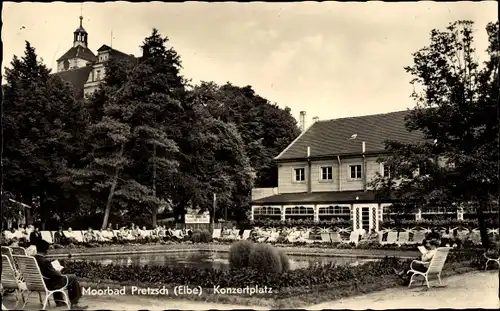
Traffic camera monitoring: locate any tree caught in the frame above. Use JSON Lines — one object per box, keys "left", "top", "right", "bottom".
{"left": 183, "top": 104, "right": 256, "bottom": 224}
{"left": 128, "top": 28, "right": 186, "bottom": 226}
{"left": 190, "top": 82, "right": 300, "bottom": 188}
{"left": 371, "top": 21, "right": 499, "bottom": 248}
{"left": 3, "top": 41, "right": 83, "bottom": 228}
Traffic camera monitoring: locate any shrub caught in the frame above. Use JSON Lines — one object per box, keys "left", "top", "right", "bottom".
{"left": 279, "top": 251, "right": 290, "bottom": 272}
{"left": 200, "top": 230, "right": 212, "bottom": 243}
{"left": 191, "top": 231, "right": 202, "bottom": 243}
{"left": 248, "top": 243, "right": 282, "bottom": 274}
{"left": 229, "top": 240, "right": 254, "bottom": 269}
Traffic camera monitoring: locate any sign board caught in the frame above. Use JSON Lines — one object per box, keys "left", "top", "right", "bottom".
{"left": 185, "top": 214, "right": 210, "bottom": 224}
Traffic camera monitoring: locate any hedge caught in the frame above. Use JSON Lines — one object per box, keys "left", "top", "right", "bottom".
{"left": 62, "top": 248, "right": 486, "bottom": 291}
{"left": 249, "top": 218, "right": 498, "bottom": 230}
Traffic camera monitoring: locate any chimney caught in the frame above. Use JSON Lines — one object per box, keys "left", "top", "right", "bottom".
{"left": 312, "top": 116, "right": 319, "bottom": 123}
{"left": 299, "top": 111, "right": 306, "bottom": 132}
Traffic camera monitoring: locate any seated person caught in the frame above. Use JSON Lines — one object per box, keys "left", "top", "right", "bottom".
{"left": 4, "top": 228, "right": 15, "bottom": 243}
{"left": 35, "top": 240, "right": 87, "bottom": 309}
{"left": 360, "top": 229, "right": 379, "bottom": 244}
{"left": 26, "top": 244, "right": 37, "bottom": 256}
{"left": 94, "top": 229, "right": 105, "bottom": 242}
{"left": 13, "top": 227, "right": 27, "bottom": 240}
{"left": 139, "top": 226, "right": 150, "bottom": 239}
{"left": 394, "top": 239, "right": 440, "bottom": 284}
{"left": 83, "top": 228, "right": 96, "bottom": 243}
{"left": 64, "top": 228, "right": 78, "bottom": 244}
{"left": 424, "top": 229, "right": 441, "bottom": 245}
{"left": 29, "top": 227, "right": 43, "bottom": 246}
{"left": 53, "top": 228, "right": 68, "bottom": 245}
{"left": 441, "top": 229, "right": 452, "bottom": 246}
{"left": 130, "top": 226, "right": 140, "bottom": 239}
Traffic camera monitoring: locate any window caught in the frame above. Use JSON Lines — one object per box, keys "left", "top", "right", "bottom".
{"left": 349, "top": 165, "right": 362, "bottom": 180}
{"left": 318, "top": 205, "right": 351, "bottom": 215}
{"left": 96, "top": 70, "right": 101, "bottom": 81}
{"left": 320, "top": 166, "right": 333, "bottom": 180}
{"left": 294, "top": 168, "right": 305, "bottom": 182}
{"left": 285, "top": 206, "right": 314, "bottom": 215}
{"left": 382, "top": 164, "right": 392, "bottom": 178}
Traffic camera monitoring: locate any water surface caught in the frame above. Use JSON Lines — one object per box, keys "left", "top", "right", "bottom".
{"left": 69, "top": 250, "right": 379, "bottom": 270}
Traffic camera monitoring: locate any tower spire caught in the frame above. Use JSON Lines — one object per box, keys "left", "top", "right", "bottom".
{"left": 73, "top": 12, "right": 88, "bottom": 48}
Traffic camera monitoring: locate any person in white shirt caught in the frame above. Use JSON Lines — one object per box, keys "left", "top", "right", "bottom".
{"left": 394, "top": 239, "right": 440, "bottom": 284}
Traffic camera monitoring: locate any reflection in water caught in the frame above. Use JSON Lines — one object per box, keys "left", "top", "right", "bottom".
{"left": 75, "top": 251, "right": 377, "bottom": 270}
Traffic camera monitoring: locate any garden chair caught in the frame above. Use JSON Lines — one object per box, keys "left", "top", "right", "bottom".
{"left": 1, "top": 255, "right": 27, "bottom": 308}
{"left": 385, "top": 231, "right": 398, "bottom": 245}
{"left": 40, "top": 231, "right": 53, "bottom": 244}
{"left": 10, "top": 247, "right": 27, "bottom": 256}
{"left": 101, "top": 230, "right": 115, "bottom": 241}
{"left": 407, "top": 247, "right": 452, "bottom": 288}
{"left": 483, "top": 252, "right": 500, "bottom": 270}
{"left": 72, "top": 231, "right": 84, "bottom": 243}
{"left": 330, "top": 232, "right": 342, "bottom": 243}
{"left": 412, "top": 231, "right": 426, "bottom": 244}
{"left": 469, "top": 232, "right": 481, "bottom": 245}
{"left": 321, "top": 233, "right": 331, "bottom": 242}
{"left": 212, "top": 229, "right": 222, "bottom": 239}
{"left": 397, "top": 232, "right": 409, "bottom": 245}
{"left": 13, "top": 255, "right": 71, "bottom": 310}
{"left": 241, "top": 230, "right": 251, "bottom": 240}
{"left": 347, "top": 231, "right": 359, "bottom": 245}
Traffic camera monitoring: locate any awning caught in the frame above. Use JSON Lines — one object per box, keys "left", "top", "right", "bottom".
{"left": 251, "top": 190, "right": 387, "bottom": 205}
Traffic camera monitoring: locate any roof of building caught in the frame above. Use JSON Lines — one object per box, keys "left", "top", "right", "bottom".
{"left": 251, "top": 190, "right": 389, "bottom": 205}
{"left": 53, "top": 66, "right": 93, "bottom": 99}
{"left": 97, "top": 45, "right": 137, "bottom": 63}
{"left": 275, "top": 110, "right": 424, "bottom": 161}
{"left": 57, "top": 45, "right": 97, "bottom": 62}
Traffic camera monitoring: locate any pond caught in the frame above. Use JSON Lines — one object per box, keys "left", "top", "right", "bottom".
{"left": 65, "top": 250, "right": 380, "bottom": 270}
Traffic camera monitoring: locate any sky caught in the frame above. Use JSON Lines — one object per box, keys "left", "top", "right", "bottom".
{"left": 2, "top": 1, "right": 497, "bottom": 124}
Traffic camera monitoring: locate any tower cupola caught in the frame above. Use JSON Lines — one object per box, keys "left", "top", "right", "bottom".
{"left": 73, "top": 16, "right": 88, "bottom": 48}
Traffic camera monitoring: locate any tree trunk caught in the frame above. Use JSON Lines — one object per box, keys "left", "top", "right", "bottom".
{"left": 210, "top": 193, "right": 216, "bottom": 233}
{"left": 477, "top": 199, "right": 490, "bottom": 249}
{"left": 152, "top": 144, "right": 157, "bottom": 228}
{"left": 101, "top": 143, "right": 125, "bottom": 230}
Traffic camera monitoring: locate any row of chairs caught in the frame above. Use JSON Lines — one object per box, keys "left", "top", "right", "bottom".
{"left": 1, "top": 246, "right": 70, "bottom": 309}
{"left": 9, "top": 229, "right": 184, "bottom": 244}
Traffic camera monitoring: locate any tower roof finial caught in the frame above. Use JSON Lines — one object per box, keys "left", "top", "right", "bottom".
{"left": 79, "top": 15, "right": 83, "bottom": 28}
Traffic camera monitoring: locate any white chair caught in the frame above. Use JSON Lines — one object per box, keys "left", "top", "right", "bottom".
{"left": 212, "top": 229, "right": 222, "bottom": 239}
{"left": 13, "top": 255, "right": 70, "bottom": 310}
{"left": 10, "top": 247, "right": 27, "bottom": 256}
{"left": 241, "top": 230, "right": 251, "bottom": 240}
{"left": 321, "top": 233, "right": 331, "bottom": 243}
{"left": 386, "top": 231, "right": 398, "bottom": 244}
{"left": 40, "top": 231, "right": 53, "bottom": 244}
{"left": 407, "top": 247, "right": 452, "bottom": 288}
{"left": 484, "top": 252, "right": 500, "bottom": 270}
{"left": 412, "top": 231, "right": 426, "bottom": 244}
{"left": 330, "top": 232, "right": 342, "bottom": 243}
{"left": 348, "top": 231, "right": 360, "bottom": 245}
{"left": 398, "top": 232, "right": 410, "bottom": 245}
{"left": 1, "top": 255, "right": 27, "bottom": 308}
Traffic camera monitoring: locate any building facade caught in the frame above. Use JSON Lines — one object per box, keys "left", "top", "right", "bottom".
{"left": 250, "top": 110, "right": 495, "bottom": 232}
{"left": 54, "top": 16, "right": 137, "bottom": 99}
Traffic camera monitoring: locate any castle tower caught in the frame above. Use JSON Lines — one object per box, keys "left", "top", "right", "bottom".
{"left": 56, "top": 15, "right": 96, "bottom": 72}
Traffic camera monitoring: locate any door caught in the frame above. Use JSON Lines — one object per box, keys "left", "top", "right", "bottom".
{"left": 353, "top": 204, "right": 379, "bottom": 232}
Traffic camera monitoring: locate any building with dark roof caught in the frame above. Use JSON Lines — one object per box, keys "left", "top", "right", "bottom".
{"left": 53, "top": 16, "right": 137, "bottom": 99}
{"left": 250, "top": 110, "right": 462, "bottom": 232}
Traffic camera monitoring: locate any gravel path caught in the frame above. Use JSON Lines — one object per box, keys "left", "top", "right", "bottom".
{"left": 307, "top": 270, "right": 499, "bottom": 310}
